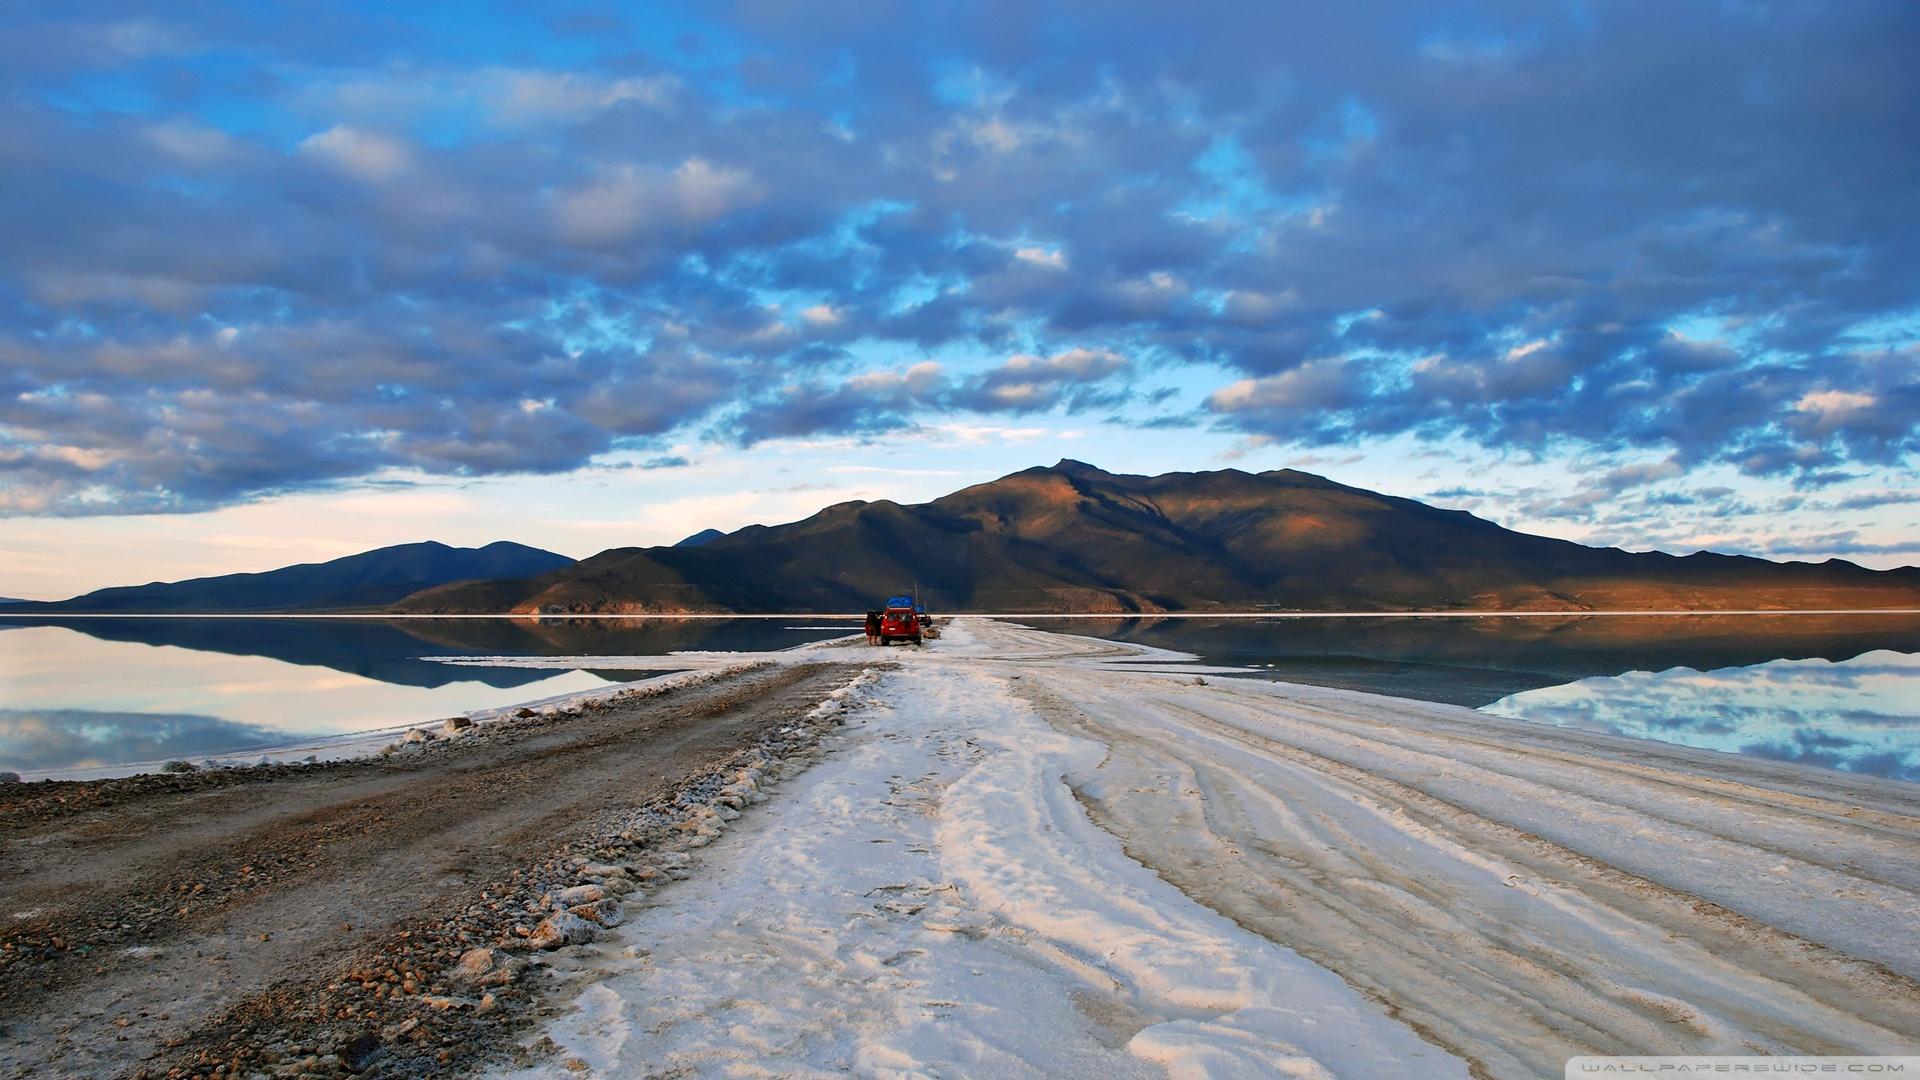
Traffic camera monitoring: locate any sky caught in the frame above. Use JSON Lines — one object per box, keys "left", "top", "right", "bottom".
{"left": 0, "top": 1, "right": 1916, "bottom": 599}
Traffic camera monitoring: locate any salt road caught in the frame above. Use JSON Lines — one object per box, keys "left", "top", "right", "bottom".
{"left": 492, "top": 619, "right": 1920, "bottom": 1080}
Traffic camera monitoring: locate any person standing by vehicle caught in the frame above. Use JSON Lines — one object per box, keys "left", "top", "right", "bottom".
{"left": 864, "top": 609, "right": 881, "bottom": 645}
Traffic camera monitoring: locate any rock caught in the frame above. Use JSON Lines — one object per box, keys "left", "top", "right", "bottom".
{"left": 0, "top": 771, "right": 20, "bottom": 784}
{"left": 553, "top": 884, "right": 604, "bottom": 906}
{"left": 514, "top": 708, "right": 538, "bottom": 719}
{"left": 442, "top": 716, "right": 474, "bottom": 735}
{"left": 527, "top": 911, "right": 597, "bottom": 950}
{"left": 402, "top": 728, "right": 436, "bottom": 744}
{"left": 336, "top": 1032, "right": 382, "bottom": 1073}
{"left": 568, "top": 898, "right": 625, "bottom": 927}
{"left": 453, "top": 947, "right": 496, "bottom": 981}
{"left": 161, "top": 760, "right": 198, "bottom": 773}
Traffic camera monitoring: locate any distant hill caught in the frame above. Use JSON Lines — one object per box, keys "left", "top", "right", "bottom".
{"left": 18, "top": 541, "right": 575, "bottom": 614}
{"left": 391, "top": 462, "right": 1920, "bottom": 614}
{"left": 674, "top": 528, "right": 727, "bottom": 548}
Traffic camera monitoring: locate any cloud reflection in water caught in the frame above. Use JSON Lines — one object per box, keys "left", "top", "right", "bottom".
{"left": 0, "top": 709, "right": 313, "bottom": 772}
{"left": 1483, "top": 650, "right": 1920, "bottom": 782}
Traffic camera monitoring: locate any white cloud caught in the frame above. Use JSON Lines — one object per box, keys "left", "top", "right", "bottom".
{"left": 1014, "top": 246, "right": 1068, "bottom": 269}
{"left": 1208, "top": 359, "right": 1360, "bottom": 413}
{"left": 556, "top": 158, "right": 760, "bottom": 243}
{"left": 494, "top": 71, "right": 678, "bottom": 122}
{"left": 298, "top": 125, "right": 414, "bottom": 183}
{"left": 930, "top": 422, "right": 1054, "bottom": 444}
{"left": 1794, "top": 389, "right": 1877, "bottom": 431}
{"left": 800, "top": 304, "right": 842, "bottom": 327}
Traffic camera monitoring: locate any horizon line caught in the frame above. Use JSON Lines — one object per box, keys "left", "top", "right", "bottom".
{"left": 3, "top": 609, "right": 1919, "bottom": 621}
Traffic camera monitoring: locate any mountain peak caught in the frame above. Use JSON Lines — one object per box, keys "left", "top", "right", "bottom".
{"left": 1052, "top": 458, "right": 1109, "bottom": 476}
{"left": 35, "top": 541, "right": 575, "bottom": 613}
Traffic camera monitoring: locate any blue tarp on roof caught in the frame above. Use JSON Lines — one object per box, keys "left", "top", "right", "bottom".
{"left": 886, "top": 594, "right": 915, "bottom": 609}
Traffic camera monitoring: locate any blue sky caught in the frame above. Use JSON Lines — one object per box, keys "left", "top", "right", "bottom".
{"left": 0, "top": 1, "right": 1916, "bottom": 597}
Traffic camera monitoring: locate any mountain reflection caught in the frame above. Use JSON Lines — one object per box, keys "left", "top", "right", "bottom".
{"left": 1033, "top": 612, "right": 1920, "bottom": 708}
{"left": 0, "top": 617, "right": 857, "bottom": 774}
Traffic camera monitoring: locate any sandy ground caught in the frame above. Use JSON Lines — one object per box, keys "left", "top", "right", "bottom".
{"left": 489, "top": 619, "right": 1920, "bottom": 1080}
{"left": 0, "top": 659, "right": 870, "bottom": 1079}
{"left": 7, "top": 619, "right": 1917, "bottom": 1079}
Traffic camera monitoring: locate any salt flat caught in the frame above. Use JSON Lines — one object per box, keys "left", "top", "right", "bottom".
{"left": 494, "top": 619, "right": 1920, "bottom": 1079}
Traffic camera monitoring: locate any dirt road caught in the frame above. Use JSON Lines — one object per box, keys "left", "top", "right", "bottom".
{"left": 0, "top": 659, "right": 865, "bottom": 1079}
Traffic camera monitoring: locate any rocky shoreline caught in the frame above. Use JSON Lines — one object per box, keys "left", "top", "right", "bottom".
{"left": 0, "top": 660, "right": 883, "bottom": 1080}
{"left": 133, "top": 669, "right": 882, "bottom": 1080}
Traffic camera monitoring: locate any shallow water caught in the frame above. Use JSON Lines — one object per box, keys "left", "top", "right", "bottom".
{"left": 0, "top": 617, "right": 861, "bottom": 773}
{"left": 1019, "top": 613, "right": 1920, "bottom": 782}
{"left": 4, "top": 613, "right": 1917, "bottom": 782}
{"left": 1483, "top": 650, "right": 1920, "bottom": 781}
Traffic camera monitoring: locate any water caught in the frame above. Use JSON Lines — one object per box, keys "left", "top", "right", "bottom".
{"left": 0, "top": 617, "right": 861, "bottom": 775}
{"left": 1020, "top": 613, "right": 1920, "bottom": 782}
{"left": 1482, "top": 651, "right": 1920, "bottom": 780}
{"left": 4, "top": 613, "right": 1917, "bottom": 783}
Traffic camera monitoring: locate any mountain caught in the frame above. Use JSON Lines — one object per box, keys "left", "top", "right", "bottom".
{"left": 19, "top": 541, "right": 575, "bottom": 614}
{"left": 391, "top": 462, "right": 1920, "bottom": 614}
{"left": 674, "top": 528, "right": 727, "bottom": 547}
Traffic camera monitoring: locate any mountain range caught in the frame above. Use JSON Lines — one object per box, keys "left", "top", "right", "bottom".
{"left": 7, "top": 463, "right": 1915, "bottom": 615}
{"left": 3, "top": 540, "right": 572, "bottom": 614}
{"left": 393, "top": 461, "right": 1920, "bottom": 614}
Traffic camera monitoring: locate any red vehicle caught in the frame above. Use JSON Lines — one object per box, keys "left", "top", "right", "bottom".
{"left": 877, "top": 597, "right": 923, "bottom": 645}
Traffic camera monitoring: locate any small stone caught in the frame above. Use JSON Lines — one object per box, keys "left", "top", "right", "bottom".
{"left": 0, "top": 770, "right": 21, "bottom": 784}
{"left": 553, "top": 884, "right": 604, "bottom": 906}
{"left": 453, "top": 948, "right": 495, "bottom": 981}
{"left": 527, "top": 911, "right": 597, "bottom": 950}
{"left": 161, "top": 760, "right": 199, "bottom": 774}
{"left": 568, "top": 898, "right": 625, "bottom": 927}
{"left": 402, "top": 728, "right": 436, "bottom": 745}
{"left": 441, "top": 716, "right": 474, "bottom": 735}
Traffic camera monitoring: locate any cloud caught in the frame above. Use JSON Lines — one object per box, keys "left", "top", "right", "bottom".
{"left": 1013, "top": 246, "right": 1068, "bottom": 269}
{"left": 493, "top": 71, "right": 679, "bottom": 122}
{"left": 0, "top": 0, "right": 1915, "bottom": 521}
{"left": 954, "top": 348, "right": 1130, "bottom": 412}
{"left": 298, "top": 125, "right": 414, "bottom": 182}
{"left": 555, "top": 158, "right": 762, "bottom": 245}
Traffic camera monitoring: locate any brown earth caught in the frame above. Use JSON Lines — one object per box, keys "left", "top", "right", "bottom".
{"left": 0, "top": 659, "right": 868, "bottom": 1080}
{"left": 391, "top": 460, "right": 1920, "bottom": 616}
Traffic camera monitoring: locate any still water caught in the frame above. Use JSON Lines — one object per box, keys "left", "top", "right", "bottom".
{"left": 0, "top": 617, "right": 859, "bottom": 775}
{"left": 1022, "top": 613, "right": 1920, "bottom": 782}
{"left": 2, "top": 614, "right": 1917, "bottom": 782}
